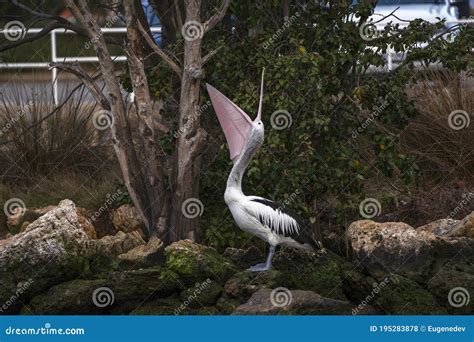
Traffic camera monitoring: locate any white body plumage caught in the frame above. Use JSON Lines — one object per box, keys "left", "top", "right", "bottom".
{"left": 225, "top": 188, "right": 314, "bottom": 251}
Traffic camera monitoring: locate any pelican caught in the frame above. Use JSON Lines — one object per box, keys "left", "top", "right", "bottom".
{"left": 206, "top": 69, "right": 323, "bottom": 272}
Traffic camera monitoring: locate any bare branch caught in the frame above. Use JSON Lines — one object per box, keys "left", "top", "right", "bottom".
{"left": 49, "top": 62, "right": 110, "bottom": 109}
{"left": 173, "top": 0, "right": 184, "bottom": 30}
{"left": 203, "top": 0, "right": 230, "bottom": 33}
{"left": 0, "top": 21, "right": 87, "bottom": 52}
{"left": 137, "top": 21, "right": 182, "bottom": 75}
{"left": 202, "top": 45, "right": 223, "bottom": 65}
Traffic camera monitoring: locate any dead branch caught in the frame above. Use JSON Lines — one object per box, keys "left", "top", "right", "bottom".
{"left": 49, "top": 62, "right": 110, "bottom": 109}
{"left": 203, "top": 0, "right": 230, "bottom": 33}
{"left": 137, "top": 21, "right": 182, "bottom": 75}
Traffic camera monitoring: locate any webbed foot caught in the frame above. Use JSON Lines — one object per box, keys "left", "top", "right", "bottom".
{"left": 249, "top": 262, "right": 271, "bottom": 272}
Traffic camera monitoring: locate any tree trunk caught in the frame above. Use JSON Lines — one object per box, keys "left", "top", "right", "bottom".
{"left": 170, "top": 0, "right": 207, "bottom": 241}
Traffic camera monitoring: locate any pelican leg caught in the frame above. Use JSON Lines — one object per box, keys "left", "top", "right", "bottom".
{"left": 249, "top": 245, "right": 276, "bottom": 272}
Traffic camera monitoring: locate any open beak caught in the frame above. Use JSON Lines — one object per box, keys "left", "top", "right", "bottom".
{"left": 206, "top": 68, "right": 265, "bottom": 161}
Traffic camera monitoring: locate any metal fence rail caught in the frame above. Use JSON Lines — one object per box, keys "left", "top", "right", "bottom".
{"left": 0, "top": 21, "right": 472, "bottom": 104}
{"left": 0, "top": 27, "right": 162, "bottom": 104}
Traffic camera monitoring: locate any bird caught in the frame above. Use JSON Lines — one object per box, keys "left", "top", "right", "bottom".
{"left": 206, "top": 69, "right": 324, "bottom": 272}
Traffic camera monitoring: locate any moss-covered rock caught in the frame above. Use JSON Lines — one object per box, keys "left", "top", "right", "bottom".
{"left": 427, "top": 260, "right": 474, "bottom": 315}
{"left": 107, "top": 266, "right": 181, "bottom": 314}
{"left": 20, "top": 266, "right": 182, "bottom": 315}
{"left": 22, "top": 279, "right": 109, "bottom": 315}
{"left": 164, "top": 240, "right": 236, "bottom": 285}
{"left": 179, "top": 280, "right": 222, "bottom": 308}
{"left": 272, "top": 248, "right": 347, "bottom": 300}
{"left": 130, "top": 297, "right": 220, "bottom": 315}
{"left": 223, "top": 269, "right": 285, "bottom": 302}
{"left": 0, "top": 200, "right": 95, "bottom": 313}
{"left": 233, "top": 289, "right": 375, "bottom": 315}
{"left": 341, "top": 269, "right": 379, "bottom": 304}
{"left": 374, "top": 274, "right": 447, "bottom": 315}
{"left": 223, "top": 246, "right": 263, "bottom": 269}
{"left": 216, "top": 296, "right": 242, "bottom": 314}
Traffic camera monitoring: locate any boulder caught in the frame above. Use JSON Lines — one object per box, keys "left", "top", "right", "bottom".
{"left": 233, "top": 289, "right": 377, "bottom": 315}
{"left": 95, "top": 231, "right": 145, "bottom": 256}
{"left": 272, "top": 248, "right": 348, "bottom": 300}
{"left": 341, "top": 269, "right": 379, "bottom": 304}
{"left": 427, "top": 259, "right": 474, "bottom": 315}
{"left": 179, "top": 280, "right": 223, "bottom": 308}
{"left": 7, "top": 204, "right": 97, "bottom": 239}
{"left": 417, "top": 218, "right": 459, "bottom": 236}
{"left": 22, "top": 279, "right": 109, "bottom": 315}
{"left": 130, "top": 297, "right": 220, "bottom": 315}
{"left": 447, "top": 212, "right": 474, "bottom": 238}
{"left": 23, "top": 266, "right": 181, "bottom": 315}
{"left": 223, "top": 246, "right": 263, "bottom": 269}
{"left": 374, "top": 274, "right": 447, "bottom": 315}
{"left": 111, "top": 204, "right": 144, "bottom": 233}
{"left": 0, "top": 200, "right": 95, "bottom": 313}
{"left": 0, "top": 200, "right": 147, "bottom": 314}
{"left": 223, "top": 270, "right": 284, "bottom": 302}
{"left": 107, "top": 267, "right": 181, "bottom": 314}
{"left": 164, "top": 240, "right": 235, "bottom": 285}
{"left": 346, "top": 220, "right": 474, "bottom": 282}
{"left": 117, "top": 236, "right": 164, "bottom": 269}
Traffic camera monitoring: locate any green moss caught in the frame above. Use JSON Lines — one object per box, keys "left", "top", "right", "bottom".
{"left": 164, "top": 240, "right": 236, "bottom": 285}
{"left": 23, "top": 279, "right": 109, "bottom": 315}
{"left": 375, "top": 274, "right": 447, "bottom": 315}
{"left": 180, "top": 280, "right": 223, "bottom": 307}
{"left": 273, "top": 248, "right": 347, "bottom": 300}
{"left": 130, "top": 297, "right": 220, "bottom": 315}
{"left": 224, "top": 269, "right": 285, "bottom": 302}
{"left": 216, "top": 296, "right": 241, "bottom": 314}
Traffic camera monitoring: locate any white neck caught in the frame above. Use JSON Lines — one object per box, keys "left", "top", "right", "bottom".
{"left": 225, "top": 136, "right": 259, "bottom": 198}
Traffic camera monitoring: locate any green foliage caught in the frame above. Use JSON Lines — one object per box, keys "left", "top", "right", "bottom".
{"left": 152, "top": 1, "right": 473, "bottom": 249}
{"left": 112, "top": 181, "right": 133, "bottom": 207}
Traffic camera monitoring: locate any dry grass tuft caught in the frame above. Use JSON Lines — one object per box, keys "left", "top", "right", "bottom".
{"left": 401, "top": 70, "right": 474, "bottom": 182}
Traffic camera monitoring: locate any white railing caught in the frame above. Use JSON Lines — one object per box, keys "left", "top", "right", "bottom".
{"left": 380, "top": 19, "right": 474, "bottom": 71}
{"left": 0, "top": 20, "right": 472, "bottom": 103}
{"left": 0, "top": 27, "right": 162, "bottom": 105}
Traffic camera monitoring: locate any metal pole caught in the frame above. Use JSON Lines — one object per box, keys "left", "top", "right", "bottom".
{"left": 387, "top": 47, "right": 393, "bottom": 71}
{"left": 50, "top": 30, "right": 58, "bottom": 106}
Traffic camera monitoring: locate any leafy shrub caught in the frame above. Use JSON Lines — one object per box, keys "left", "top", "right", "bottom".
{"left": 195, "top": 1, "right": 473, "bottom": 249}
